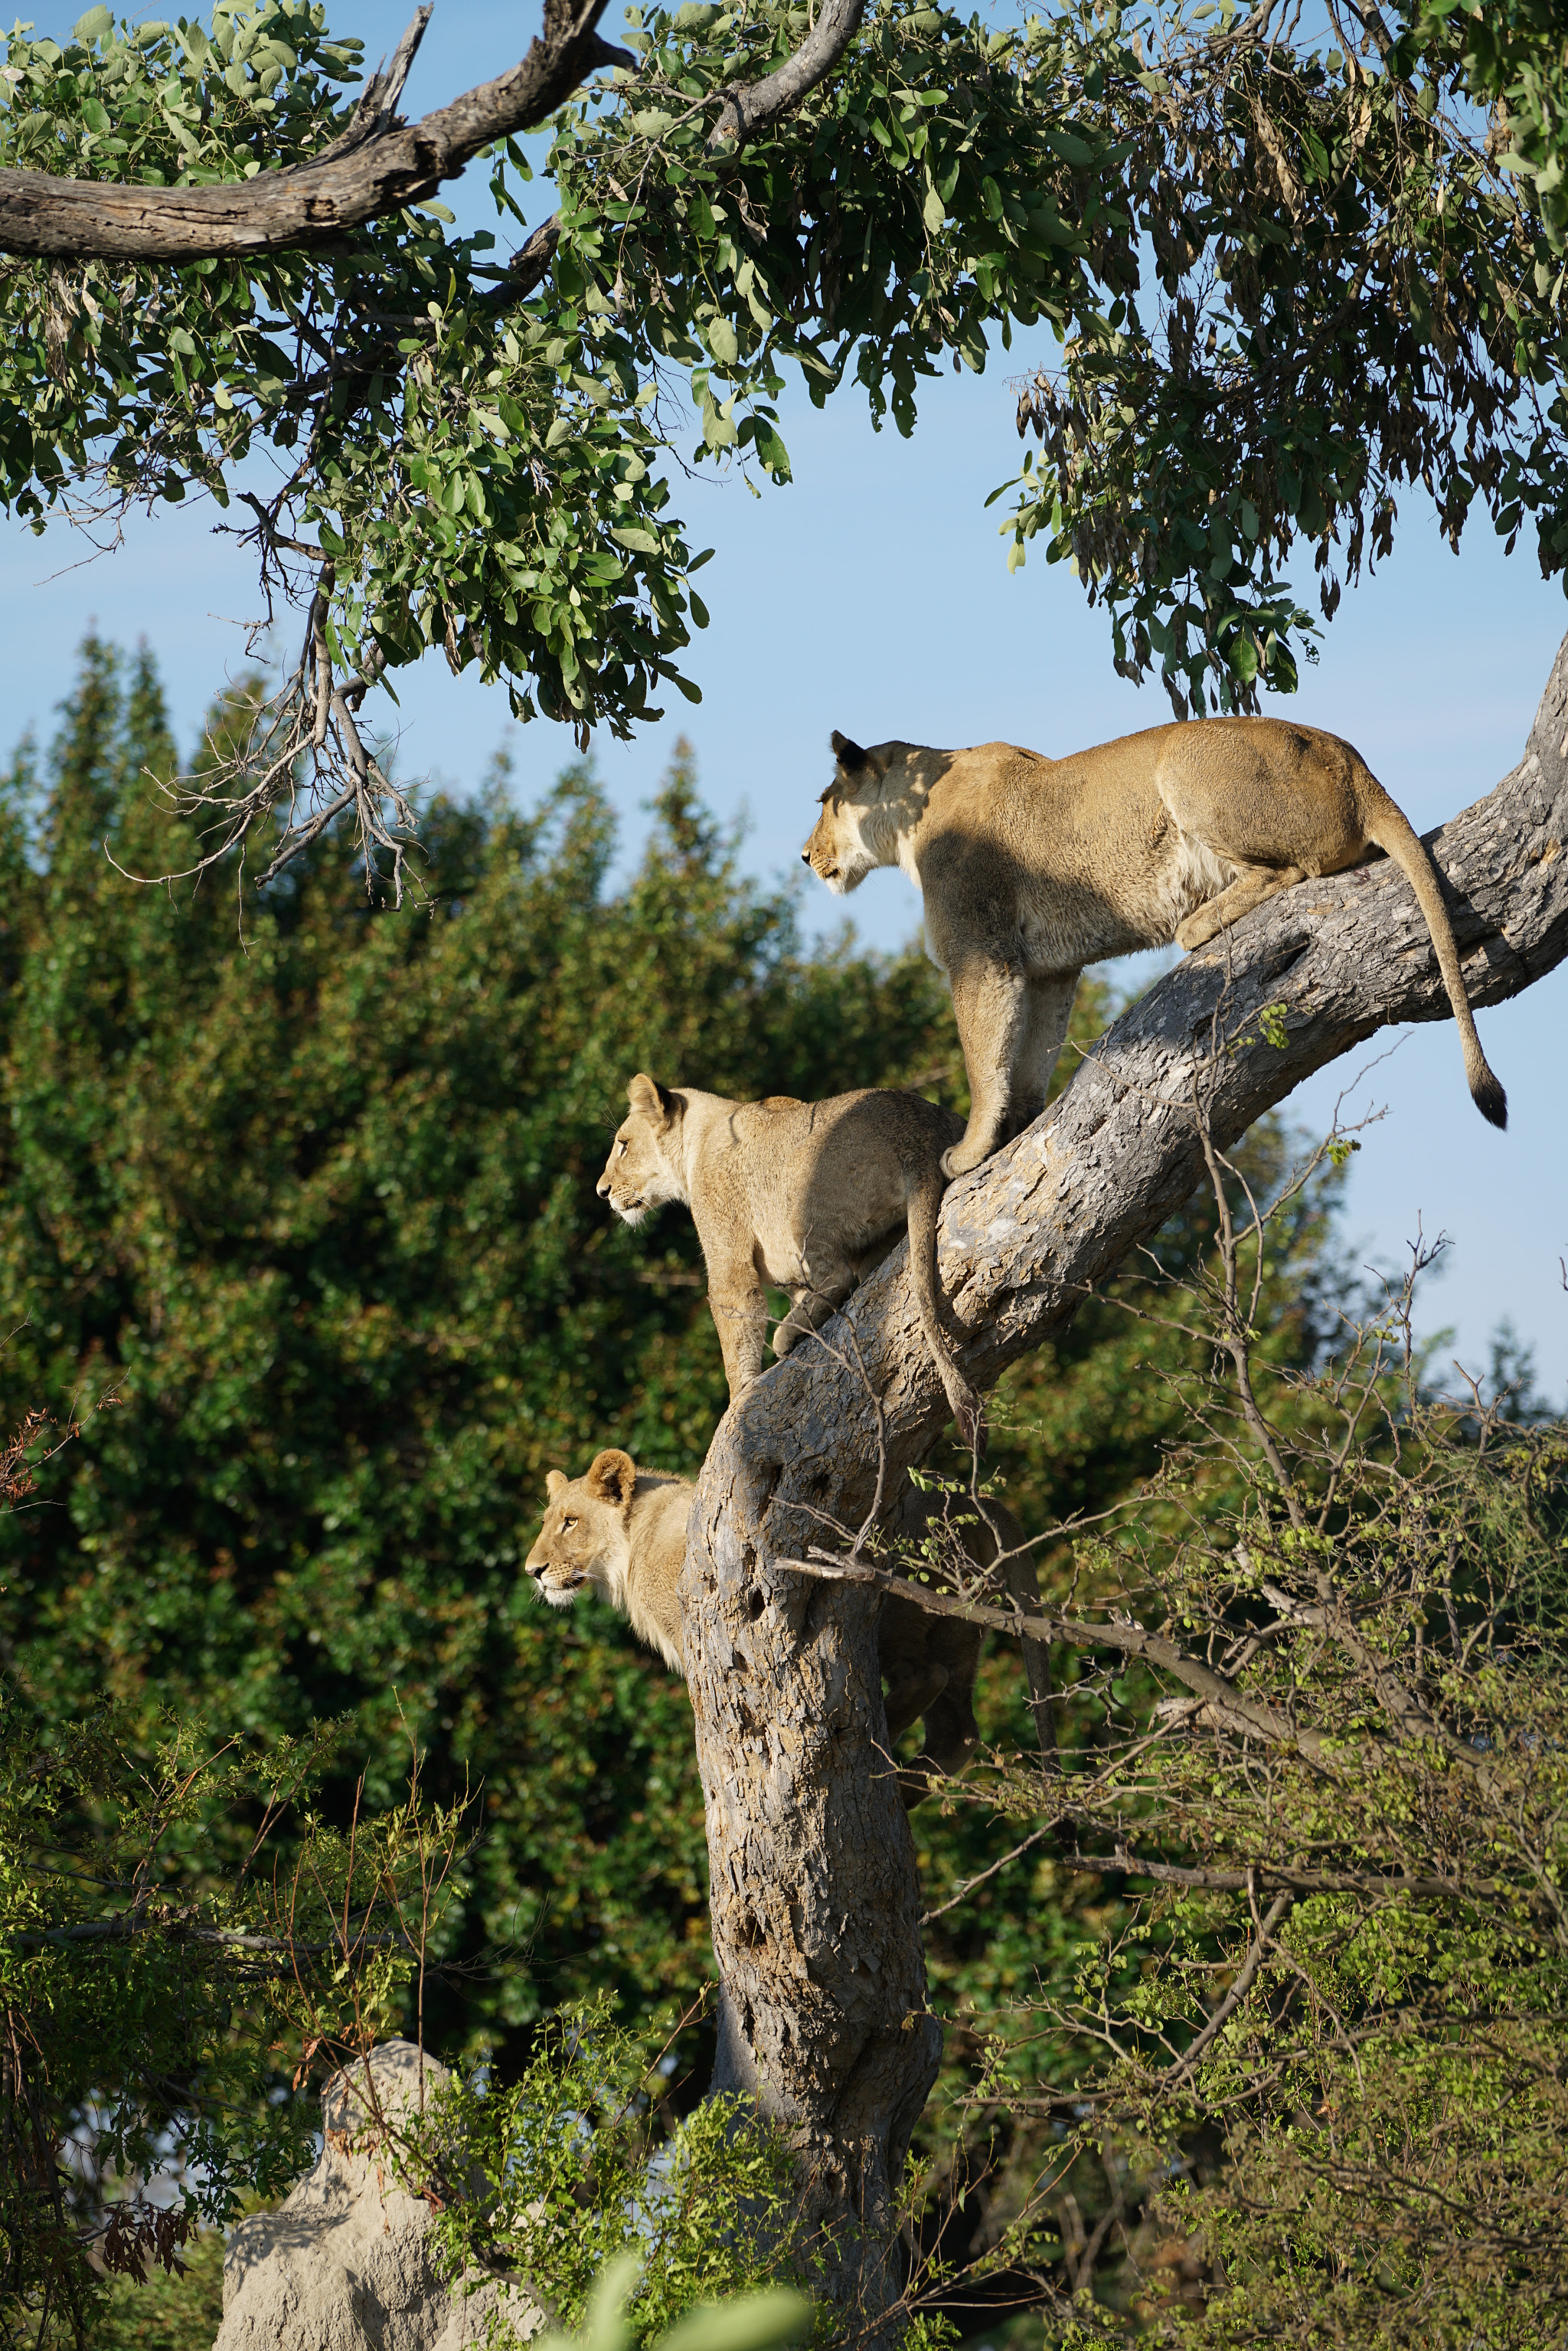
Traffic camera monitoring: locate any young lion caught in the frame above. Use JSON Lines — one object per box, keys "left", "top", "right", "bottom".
{"left": 525, "top": 1447, "right": 1013, "bottom": 1802}
{"left": 596, "top": 1075, "right": 982, "bottom": 1446}
{"left": 802, "top": 721, "right": 1507, "bottom": 1175}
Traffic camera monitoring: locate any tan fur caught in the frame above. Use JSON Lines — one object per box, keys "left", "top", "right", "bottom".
{"left": 596, "top": 1075, "right": 982, "bottom": 1447}
{"left": 527, "top": 1453, "right": 1023, "bottom": 1803}
{"left": 802, "top": 720, "right": 1507, "bottom": 1174}
{"left": 524, "top": 1449, "right": 691, "bottom": 1671}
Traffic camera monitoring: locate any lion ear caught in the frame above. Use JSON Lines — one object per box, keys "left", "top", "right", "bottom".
{"left": 626, "top": 1072, "right": 671, "bottom": 1123}
{"left": 544, "top": 1470, "right": 567, "bottom": 1501}
{"left": 586, "top": 1449, "right": 637, "bottom": 1509}
{"left": 830, "top": 731, "right": 887, "bottom": 781}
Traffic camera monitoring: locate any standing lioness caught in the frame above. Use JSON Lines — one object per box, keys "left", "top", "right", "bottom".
{"left": 596, "top": 1076, "right": 982, "bottom": 1445}
{"left": 802, "top": 720, "right": 1507, "bottom": 1174}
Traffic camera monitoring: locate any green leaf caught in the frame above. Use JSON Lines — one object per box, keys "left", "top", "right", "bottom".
{"left": 658, "top": 2291, "right": 813, "bottom": 2351}
{"left": 705, "top": 317, "right": 740, "bottom": 368}
{"left": 1041, "top": 124, "right": 1094, "bottom": 166}
{"left": 72, "top": 4, "right": 113, "bottom": 41}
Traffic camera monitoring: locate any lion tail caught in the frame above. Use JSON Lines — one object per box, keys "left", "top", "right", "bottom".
{"left": 906, "top": 1163, "right": 985, "bottom": 1451}
{"left": 1361, "top": 785, "right": 1507, "bottom": 1130}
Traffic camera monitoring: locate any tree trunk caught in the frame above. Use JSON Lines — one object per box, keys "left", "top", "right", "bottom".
{"left": 679, "top": 628, "right": 1568, "bottom": 2317}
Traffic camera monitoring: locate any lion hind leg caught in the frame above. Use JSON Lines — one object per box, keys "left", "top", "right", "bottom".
{"left": 1177, "top": 863, "right": 1306, "bottom": 950}
{"left": 773, "top": 1259, "right": 857, "bottom": 1358}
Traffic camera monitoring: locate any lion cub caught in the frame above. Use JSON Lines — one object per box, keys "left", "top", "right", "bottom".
{"left": 525, "top": 1447, "right": 691, "bottom": 1669}
{"left": 803, "top": 720, "right": 1506, "bottom": 1174}
{"left": 526, "top": 1449, "right": 1011, "bottom": 1803}
{"left": 596, "top": 1075, "right": 982, "bottom": 1446}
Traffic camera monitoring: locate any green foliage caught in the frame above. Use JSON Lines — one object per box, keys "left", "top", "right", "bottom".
{"left": 927, "top": 1137, "right": 1568, "bottom": 2341}
{"left": 0, "top": 0, "right": 1122, "bottom": 737}
{"left": 530, "top": 2252, "right": 810, "bottom": 2351}
{"left": 407, "top": 1997, "right": 812, "bottom": 2349}
{"left": 1054, "top": 1424, "right": 1568, "bottom": 2344}
{"left": 1002, "top": 0, "right": 1568, "bottom": 714}
{"left": 8, "top": 0, "right": 1568, "bottom": 747}
{"left": 0, "top": 0, "right": 701, "bottom": 735}
{"left": 0, "top": 1682, "right": 469, "bottom": 2349}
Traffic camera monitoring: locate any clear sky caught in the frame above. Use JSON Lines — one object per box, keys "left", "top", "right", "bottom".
{"left": 5, "top": 0, "right": 1565, "bottom": 1398}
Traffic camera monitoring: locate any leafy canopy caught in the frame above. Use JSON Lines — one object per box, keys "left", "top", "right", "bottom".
{"left": 4, "top": 0, "right": 1567, "bottom": 812}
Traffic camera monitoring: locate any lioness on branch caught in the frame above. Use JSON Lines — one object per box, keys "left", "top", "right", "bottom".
{"left": 681, "top": 635, "right": 1568, "bottom": 2319}
{"left": 803, "top": 715, "right": 1508, "bottom": 1174}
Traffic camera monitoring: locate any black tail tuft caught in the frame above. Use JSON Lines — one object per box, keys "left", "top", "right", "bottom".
{"left": 1473, "top": 1070, "right": 1508, "bottom": 1131}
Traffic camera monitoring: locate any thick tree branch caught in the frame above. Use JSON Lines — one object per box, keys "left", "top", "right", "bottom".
{"left": 0, "top": 0, "right": 628, "bottom": 262}
{"left": 678, "top": 628, "right": 1568, "bottom": 2310}
{"left": 708, "top": 0, "right": 866, "bottom": 145}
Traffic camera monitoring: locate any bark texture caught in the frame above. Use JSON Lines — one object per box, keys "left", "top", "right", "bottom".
{"left": 679, "top": 628, "right": 1568, "bottom": 2313}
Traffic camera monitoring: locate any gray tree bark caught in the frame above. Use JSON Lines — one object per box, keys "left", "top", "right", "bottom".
{"left": 678, "top": 627, "right": 1568, "bottom": 2323}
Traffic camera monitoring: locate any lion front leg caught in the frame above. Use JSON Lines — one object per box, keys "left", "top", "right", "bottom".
{"left": 942, "top": 951, "right": 1030, "bottom": 1176}
{"left": 706, "top": 1257, "right": 771, "bottom": 1404}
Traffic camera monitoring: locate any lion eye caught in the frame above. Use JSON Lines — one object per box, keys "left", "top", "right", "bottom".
{"left": 561, "top": 1516, "right": 576, "bottom": 1532}
{"left": 616, "top": 1140, "right": 628, "bottom": 1157}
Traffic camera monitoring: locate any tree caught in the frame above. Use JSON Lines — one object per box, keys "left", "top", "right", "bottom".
{"left": 677, "top": 629, "right": 1568, "bottom": 2326}
{"left": 5, "top": 0, "right": 1568, "bottom": 877}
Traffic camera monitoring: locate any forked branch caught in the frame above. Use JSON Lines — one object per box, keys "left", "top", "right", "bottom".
{"left": 0, "top": 0, "right": 871, "bottom": 263}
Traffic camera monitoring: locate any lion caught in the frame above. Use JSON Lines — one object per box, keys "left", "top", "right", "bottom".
{"left": 525, "top": 1447, "right": 1024, "bottom": 1803}
{"left": 595, "top": 1074, "right": 982, "bottom": 1447}
{"left": 802, "top": 720, "right": 1507, "bottom": 1176}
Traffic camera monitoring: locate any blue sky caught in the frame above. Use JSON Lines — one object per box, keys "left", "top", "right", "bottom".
{"left": 5, "top": 0, "right": 1566, "bottom": 1397}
